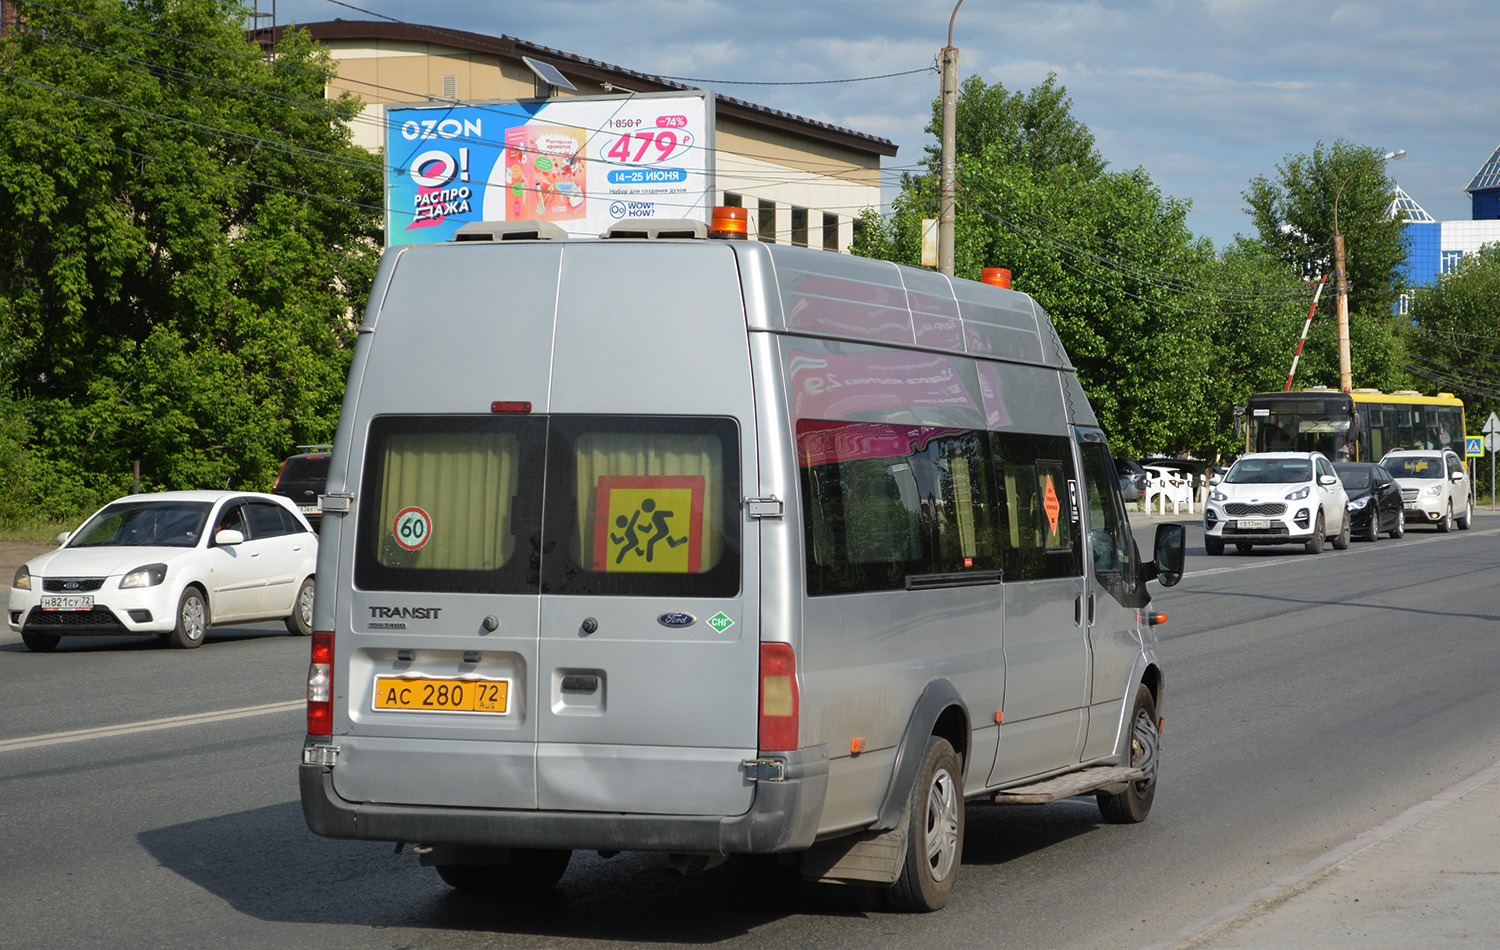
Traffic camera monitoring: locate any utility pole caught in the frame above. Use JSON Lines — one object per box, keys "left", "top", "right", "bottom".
{"left": 938, "top": 1, "right": 963, "bottom": 277}
{"left": 1332, "top": 148, "right": 1404, "bottom": 392}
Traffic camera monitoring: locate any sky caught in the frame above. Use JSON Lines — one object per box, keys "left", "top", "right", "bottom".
{"left": 262, "top": 0, "right": 1497, "bottom": 250}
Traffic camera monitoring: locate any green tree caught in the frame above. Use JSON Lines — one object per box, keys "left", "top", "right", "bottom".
{"left": 0, "top": 0, "right": 381, "bottom": 517}
{"left": 856, "top": 74, "right": 1311, "bottom": 460}
{"left": 920, "top": 72, "right": 1106, "bottom": 180}
{"left": 1406, "top": 245, "right": 1500, "bottom": 423}
{"left": 1242, "top": 140, "right": 1409, "bottom": 392}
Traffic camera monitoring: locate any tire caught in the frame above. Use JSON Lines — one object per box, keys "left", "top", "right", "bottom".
{"left": 1390, "top": 508, "right": 1405, "bottom": 539}
{"left": 1097, "top": 683, "right": 1160, "bottom": 824}
{"left": 1362, "top": 510, "right": 1380, "bottom": 542}
{"left": 1204, "top": 536, "right": 1224, "bottom": 556}
{"left": 435, "top": 849, "right": 572, "bottom": 894}
{"left": 1236, "top": 542, "right": 1253, "bottom": 553}
{"left": 169, "top": 587, "right": 209, "bottom": 649}
{"left": 1437, "top": 503, "right": 1452, "bottom": 533}
{"left": 1304, "top": 512, "right": 1325, "bottom": 554}
{"left": 887, "top": 736, "right": 964, "bottom": 912}
{"left": 21, "top": 629, "right": 60, "bottom": 652}
{"left": 1332, "top": 511, "right": 1351, "bottom": 550}
{"left": 1458, "top": 500, "right": 1472, "bottom": 530}
{"left": 284, "top": 577, "right": 315, "bottom": 636}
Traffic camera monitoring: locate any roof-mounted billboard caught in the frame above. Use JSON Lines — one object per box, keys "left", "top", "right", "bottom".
{"left": 384, "top": 90, "right": 714, "bottom": 245}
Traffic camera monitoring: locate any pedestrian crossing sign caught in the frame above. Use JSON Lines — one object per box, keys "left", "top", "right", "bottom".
{"left": 1466, "top": 435, "right": 1483, "bottom": 457}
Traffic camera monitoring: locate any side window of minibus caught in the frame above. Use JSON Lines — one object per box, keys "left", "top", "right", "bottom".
{"left": 992, "top": 432, "right": 1081, "bottom": 581}
{"left": 1075, "top": 437, "right": 1138, "bottom": 607}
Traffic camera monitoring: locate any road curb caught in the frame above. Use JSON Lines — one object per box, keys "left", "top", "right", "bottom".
{"left": 1142, "top": 757, "right": 1500, "bottom": 949}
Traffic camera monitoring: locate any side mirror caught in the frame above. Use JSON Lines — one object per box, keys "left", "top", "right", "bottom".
{"left": 214, "top": 528, "right": 245, "bottom": 546}
{"left": 1451, "top": 470, "right": 1466, "bottom": 482}
{"left": 1318, "top": 474, "right": 1339, "bottom": 486}
{"left": 1209, "top": 473, "right": 1222, "bottom": 486}
{"left": 56, "top": 531, "right": 72, "bottom": 546}
{"left": 1150, "top": 523, "right": 1185, "bottom": 587}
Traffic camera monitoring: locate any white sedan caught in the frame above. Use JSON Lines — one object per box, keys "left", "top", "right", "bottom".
{"left": 9, "top": 491, "right": 317, "bottom": 652}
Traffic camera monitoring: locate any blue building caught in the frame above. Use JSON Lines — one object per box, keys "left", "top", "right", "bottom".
{"left": 1396, "top": 144, "right": 1500, "bottom": 306}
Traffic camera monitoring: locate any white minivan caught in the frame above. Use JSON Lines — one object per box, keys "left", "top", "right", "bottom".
{"left": 298, "top": 213, "right": 1185, "bottom": 911}
{"left": 1381, "top": 448, "right": 1474, "bottom": 532}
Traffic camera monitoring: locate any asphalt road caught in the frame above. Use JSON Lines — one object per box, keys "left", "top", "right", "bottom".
{"left": 2, "top": 515, "right": 1499, "bottom": 949}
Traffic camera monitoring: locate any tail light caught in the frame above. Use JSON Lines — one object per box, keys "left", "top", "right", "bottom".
{"left": 307, "top": 631, "right": 334, "bottom": 736}
{"left": 273, "top": 457, "right": 291, "bottom": 489}
{"left": 758, "top": 642, "right": 800, "bottom": 751}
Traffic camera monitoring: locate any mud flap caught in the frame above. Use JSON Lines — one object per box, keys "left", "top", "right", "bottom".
{"left": 799, "top": 822, "right": 908, "bottom": 885}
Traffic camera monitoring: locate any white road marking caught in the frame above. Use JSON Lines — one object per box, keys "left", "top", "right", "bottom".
{"left": 1188, "top": 524, "right": 1500, "bottom": 579}
{"left": 0, "top": 699, "right": 303, "bottom": 753}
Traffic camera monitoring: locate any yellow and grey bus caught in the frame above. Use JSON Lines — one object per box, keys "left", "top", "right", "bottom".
{"left": 1243, "top": 388, "right": 1465, "bottom": 463}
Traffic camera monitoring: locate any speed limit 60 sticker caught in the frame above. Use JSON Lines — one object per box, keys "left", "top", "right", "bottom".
{"left": 393, "top": 506, "right": 432, "bottom": 551}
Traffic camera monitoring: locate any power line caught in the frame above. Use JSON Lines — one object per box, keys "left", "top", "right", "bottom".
{"left": 299, "top": 0, "right": 936, "bottom": 86}
{"left": 656, "top": 67, "right": 936, "bottom": 86}
{"left": 0, "top": 107, "right": 386, "bottom": 215}
{"left": 18, "top": 7, "right": 902, "bottom": 200}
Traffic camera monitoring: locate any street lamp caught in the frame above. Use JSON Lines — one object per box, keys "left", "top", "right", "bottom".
{"left": 1333, "top": 148, "right": 1404, "bottom": 392}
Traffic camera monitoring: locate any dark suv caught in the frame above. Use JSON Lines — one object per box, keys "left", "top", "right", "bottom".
{"left": 272, "top": 449, "right": 331, "bottom": 530}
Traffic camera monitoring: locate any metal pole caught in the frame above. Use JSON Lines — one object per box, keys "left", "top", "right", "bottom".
{"left": 1334, "top": 231, "right": 1351, "bottom": 392}
{"left": 938, "top": 1, "right": 963, "bottom": 277}
{"left": 1332, "top": 149, "right": 1403, "bottom": 393}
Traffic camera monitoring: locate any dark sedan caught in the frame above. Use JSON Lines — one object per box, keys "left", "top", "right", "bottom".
{"left": 1334, "top": 462, "right": 1404, "bottom": 541}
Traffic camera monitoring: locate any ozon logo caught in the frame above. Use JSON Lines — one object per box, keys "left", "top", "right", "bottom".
{"left": 393, "top": 507, "right": 432, "bottom": 551}
{"left": 400, "top": 117, "right": 482, "bottom": 141}
{"left": 409, "top": 150, "right": 458, "bottom": 188}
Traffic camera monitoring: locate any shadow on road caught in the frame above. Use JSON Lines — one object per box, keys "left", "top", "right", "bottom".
{"left": 138, "top": 802, "right": 896, "bottom": 941}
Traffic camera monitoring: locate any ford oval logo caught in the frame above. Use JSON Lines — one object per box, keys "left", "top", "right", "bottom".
{"left": 658, "top": 612, "right": 696, "bottom": 628}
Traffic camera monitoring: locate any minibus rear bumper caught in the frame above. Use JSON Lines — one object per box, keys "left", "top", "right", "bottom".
{"left": 299, "top": 745, "right": 829, "bottom": 854}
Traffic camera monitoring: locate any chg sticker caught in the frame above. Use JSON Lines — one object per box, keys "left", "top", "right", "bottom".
{"left": 393, "top": 506, "right": 432, "bottom": 551}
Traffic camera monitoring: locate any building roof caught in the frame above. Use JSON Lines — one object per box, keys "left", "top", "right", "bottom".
{"left": 1388, "top": 184, "right": 1434, "bottom": 223}
{"left": 1465, "top": 142, "right": 1500, "bottom": 193}
{"left": 259, "top": 19, "right": 899, "bottom": 158}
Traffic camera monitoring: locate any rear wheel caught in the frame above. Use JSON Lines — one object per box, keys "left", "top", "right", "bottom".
{"left": 887, "top": 736, "right": 963, "bottom": 912}
{"left": 1390, "top": 508, "right": 1405, "bottom": 539}
{"left": 1331, "top": 511, "right": 1351, "bottom": 550}
{"left": 1304, "top": 513, "right": 1325, "bottom": 554}
{"left": 284, "top": 577, "right": 315, "bottom": 636}
{"left": 1458, "top": 500, "right": 1473, "bottom": 530}
{"left": 169, "top": 587, "right": 208, "bottom": 649}
{"left": 21, "top": 629, "right": 60, "bottom": 652}
{"left": 1098, "top": 684, "right": 1159, "bottom": 823}
{"left": 435, "top": 849, "right": 573, "bottom": 894}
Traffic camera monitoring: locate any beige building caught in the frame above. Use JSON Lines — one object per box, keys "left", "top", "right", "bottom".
{"left": 260, "top": 20, "right": 897, "bottom": 252}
